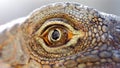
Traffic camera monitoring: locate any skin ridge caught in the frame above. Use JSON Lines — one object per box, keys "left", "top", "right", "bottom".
{"left": 0, "top": 2, "right": 120, "bottom": 68}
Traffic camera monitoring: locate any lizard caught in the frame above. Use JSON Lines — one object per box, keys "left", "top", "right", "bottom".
{"left": 0, "top": 2, "right": 120, "bottom": 68}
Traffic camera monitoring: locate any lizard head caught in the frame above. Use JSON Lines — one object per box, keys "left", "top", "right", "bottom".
{"left": 22, "top": 2, "right": 120, "bottom": 68}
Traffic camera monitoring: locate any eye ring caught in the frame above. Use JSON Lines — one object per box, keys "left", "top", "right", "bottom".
{"left": 35, "top": 20, "right": 85, "bottom": 48}
{"left": 40, "top": 25, "right": 71, "bottom": 47}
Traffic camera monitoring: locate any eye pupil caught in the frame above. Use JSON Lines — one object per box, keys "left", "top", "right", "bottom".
{"left": 52, "top": 29, "right": 60, "bottom": 40}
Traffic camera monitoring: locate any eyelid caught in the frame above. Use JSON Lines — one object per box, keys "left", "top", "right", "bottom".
{"left": 35, "top": 21, "right": 75, "bottom": 35}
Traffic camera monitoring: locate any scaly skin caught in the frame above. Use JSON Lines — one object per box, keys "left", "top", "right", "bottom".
{"left": 0, "top": 2, "right": 120, "bottom": 68}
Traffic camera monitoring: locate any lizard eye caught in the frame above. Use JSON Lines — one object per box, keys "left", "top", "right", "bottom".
{"left": 36, "top": 21, "right": 73, "bottom": 47}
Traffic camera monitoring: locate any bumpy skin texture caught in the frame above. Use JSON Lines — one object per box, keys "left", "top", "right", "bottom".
{"left": 0, "top": 2, "right": 120, "bottom": 68}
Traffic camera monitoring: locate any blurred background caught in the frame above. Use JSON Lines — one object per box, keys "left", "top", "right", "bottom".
{"left": 0, "top": 0, "right": 120, "bottom": 25}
